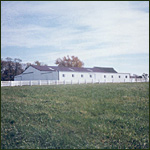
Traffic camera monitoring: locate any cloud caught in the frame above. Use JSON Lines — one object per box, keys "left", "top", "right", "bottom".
{"left": 1, "top": 1, "right": 149, "bottom": 74}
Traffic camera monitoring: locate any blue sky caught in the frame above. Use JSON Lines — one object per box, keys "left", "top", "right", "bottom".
{"left": 1, "top": 1, "right": 149, "bottom": 75}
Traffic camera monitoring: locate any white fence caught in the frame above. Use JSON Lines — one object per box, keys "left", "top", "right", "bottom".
{"left": 1, "top": 79, "right": 147, "bottom": 87}
{"left": 1, "top": 80, "right": 97, "bottom": 87}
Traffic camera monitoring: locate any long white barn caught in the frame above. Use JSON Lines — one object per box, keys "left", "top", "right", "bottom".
{"left": 14, "top": 65, "right": 131, "bottom": 83}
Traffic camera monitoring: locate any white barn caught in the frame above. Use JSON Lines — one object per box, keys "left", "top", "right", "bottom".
{"left": 14, "top": 65, "right": 131, "bottom": 83}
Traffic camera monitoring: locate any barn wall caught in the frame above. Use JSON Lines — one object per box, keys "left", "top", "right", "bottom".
{"left": 59, "top": 71, "right": 94, "bottom": 82}
{"left": 14, "top": 75, "right": 22, "bottom": 81}
{"left": 59, "top": 71, "right": 130, "bottom": 83}
{"left": 94, "top": 72, "right": 130, "bottom": 82}
{"left": 40, "top": 71, "right": 58, "bottom": 80}
{"left": 15, "top": 66, "right": 39, "bottom": 81}
{"left": 14, "top": 66, "right": 59, "bottom": 81}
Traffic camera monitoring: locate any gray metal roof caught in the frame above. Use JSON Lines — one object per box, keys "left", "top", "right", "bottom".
{"left": 93, "top": 67, "right": 117, "bottom": 73}
{"left": 31, "top": 65, "right": 118, "bottom": 73}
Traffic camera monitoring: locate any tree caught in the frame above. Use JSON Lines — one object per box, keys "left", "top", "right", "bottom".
{"left": 1, "top": 57, "right": 23, "bottom": 81}
{"left": 24, "top": 61, "right": 47, "bottom": 70}
{"left": 34, "top": 61, "right": 41, "bottom": 66}
{"left": 55, "top": 55, "right": 84, "bottom": 67}
{"left": 14, "top": 58, "right": 22, "bottom": 76}
{"left": 5, "top": 57, "right": 14, "bottom": 81}
{"left": 34, "top": 61, "right": 47, "bottom": 66}
{"left": 142, "top": 73, "right": 149, "bottom": 82}
{"left": 1, "top": 58, "right": 6, "bottom": 75}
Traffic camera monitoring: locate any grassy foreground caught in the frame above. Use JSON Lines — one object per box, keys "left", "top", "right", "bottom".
{"left": 1, "top": 83, "right": 149, "bottom": 149}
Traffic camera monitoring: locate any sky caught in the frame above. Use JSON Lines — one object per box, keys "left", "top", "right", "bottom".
{"left": 1, "top": 1, "right": 149, "bottom": 75}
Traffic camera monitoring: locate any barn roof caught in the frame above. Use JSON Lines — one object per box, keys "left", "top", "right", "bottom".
{"left": 93, "top": 67, "right": 118, "bottom": 73}
{"left": 31, "top": 65, "right": 118, "bottom": 73}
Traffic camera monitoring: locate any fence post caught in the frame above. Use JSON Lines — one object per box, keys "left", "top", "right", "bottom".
{"left": 39, "top": 80, "right": 41, "bottom": 85}
{"left": 71, "top": 80, "right": 72, "bottom": 85}
{"left": 55, "top": 80, "right": 58, "bottom": 85}
{"left": 64, "top": 80, "right": 66, "bottom": 85}
{"left": 30, "top": 80, "right": 32, "bottom": 86}
{"left": 78, "top": 80, "right": 80, "bottom": 84}
{"left": 20, "top": 81, "right": 22, "bottom": 86}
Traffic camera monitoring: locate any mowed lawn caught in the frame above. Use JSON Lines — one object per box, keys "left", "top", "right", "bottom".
{"left": 1, "top": 83, "right": 149, "bottom": 149}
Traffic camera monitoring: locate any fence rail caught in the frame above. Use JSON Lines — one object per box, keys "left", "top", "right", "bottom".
{"left": 1, "top": 79, "right": 148, "bottom": 87}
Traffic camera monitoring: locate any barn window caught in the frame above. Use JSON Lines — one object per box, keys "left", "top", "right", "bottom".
{"left": 72, "top": 74, "right": 74, "bottom": 77}
{"left": 104, "top": 75, "right": 106, "bottom": 78}
{"left": 125, "top": 76, "right": 128, "bottom": 78}
{"left": 81, "top": 74, "right": 83, "bottom": 77}
{"left": 111, "top": 75, "right": 113, "bottom": 78}
{"left": 62, "top": 74, "right": 65, "bottom": 77}
{"left": 119, "top": 75, "right": 121, "bottom": 78}
{"left": 90, "top": 75, "right": 92, "bottom": 78}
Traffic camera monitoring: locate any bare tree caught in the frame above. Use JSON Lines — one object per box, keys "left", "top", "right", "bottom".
{"left": 142, "top": 73, "right": 149, "bottom": 82}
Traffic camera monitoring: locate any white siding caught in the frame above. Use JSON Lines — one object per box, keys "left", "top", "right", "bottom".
{"left": 94, "top": 73, "right": 130, "bottom": 82}
{"left": 59, "top": 71, "right": 130, "bottom": 83}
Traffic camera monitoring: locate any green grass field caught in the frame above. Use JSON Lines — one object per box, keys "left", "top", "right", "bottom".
{"left": 1, "top": 83, "right": 149, "bottom": 149}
